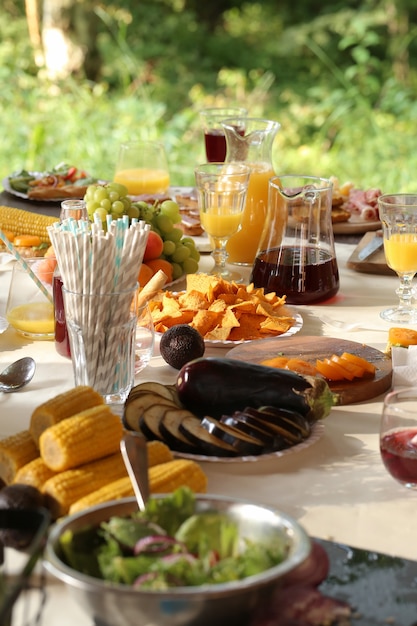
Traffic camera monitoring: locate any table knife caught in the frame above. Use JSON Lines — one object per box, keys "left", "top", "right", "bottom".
{"left": 358, "top": 233, "right": 384, "bottom": 261}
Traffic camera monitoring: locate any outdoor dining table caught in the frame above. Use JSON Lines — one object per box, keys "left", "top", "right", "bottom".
{"left": 0, "top": 191, "right": 415, "bottom": 624}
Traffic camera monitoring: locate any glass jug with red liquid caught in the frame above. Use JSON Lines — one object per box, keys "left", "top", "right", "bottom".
{"left": 221, "top": 117, "right": 280, "bottom": 265}
{"left": 53, "top": 199, "right": 88, "bottom": 358}
{"left": 250, "top": 175, "right": 339, "bottom": 304}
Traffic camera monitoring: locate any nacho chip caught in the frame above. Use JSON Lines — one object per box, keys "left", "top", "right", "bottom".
{"left": 148, "top": 273, "right": 296, "bottom": 342}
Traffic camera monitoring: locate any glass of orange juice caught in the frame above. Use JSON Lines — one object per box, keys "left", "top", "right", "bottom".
{"left": 378, "top": 194, "right": 417, "bottom": 324}
{"left": 6, "top": 257, "right": 55, "bottom": 339}
{"left": 114, "top": 140, "right": 170, "bottom": 196}
{"left": 194, "top": 162, "right": 251, "bottom": 282}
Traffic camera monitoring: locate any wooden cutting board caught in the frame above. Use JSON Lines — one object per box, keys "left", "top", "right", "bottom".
{"left": 347, "top": 231, "right": 395, "bottom": 275}
{"left": 228, "top": 336, "right": 392, "bottom": 405}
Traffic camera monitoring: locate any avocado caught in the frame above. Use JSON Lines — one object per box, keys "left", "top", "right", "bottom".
{"left": 160, "top": 324, "right": 205, "bottom": 370}
{"left": 0, "top": 484, "right": 45, "bottom": 550}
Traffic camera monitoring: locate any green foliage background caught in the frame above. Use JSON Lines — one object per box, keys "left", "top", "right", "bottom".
{"left": 2, "top": 0, "right": 417, "bottom": 190}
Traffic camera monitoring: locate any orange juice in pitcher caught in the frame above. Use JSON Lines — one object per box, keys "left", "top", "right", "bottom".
{"left": 221, "top": 118, "right": 280, "bottom": 265}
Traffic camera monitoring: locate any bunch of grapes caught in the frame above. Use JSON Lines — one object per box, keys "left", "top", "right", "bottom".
{"left": 84, "top": 182, "right": 139, "bottom": 222}
{"left": 83, "top": 183, "right": 200, "bottom": 280}
{"left": 133, "top": 199, "right": 200, "bottom": 280}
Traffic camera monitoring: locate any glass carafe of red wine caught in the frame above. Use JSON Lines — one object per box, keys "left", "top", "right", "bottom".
{"left": 250, "top": 175, "right": 339, "bottom": 304}
{"left": 221, "top": 117, "right": 280, "bottom": 265}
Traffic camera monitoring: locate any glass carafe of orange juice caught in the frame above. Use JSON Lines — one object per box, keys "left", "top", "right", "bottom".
{"left": 221, "top": 118, "right": 280, "bottom": 265}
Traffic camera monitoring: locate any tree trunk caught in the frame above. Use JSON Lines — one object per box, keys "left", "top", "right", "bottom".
{"left": 386, "top": 0, "right": 410, "bottom": 84}
{"left": 25, "top": 0, "right": 101, "bottom": 81}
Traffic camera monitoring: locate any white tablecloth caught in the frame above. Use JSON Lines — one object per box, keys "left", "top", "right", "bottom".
{"left": 0, "top": 243, "right": 414, "bottom": 625}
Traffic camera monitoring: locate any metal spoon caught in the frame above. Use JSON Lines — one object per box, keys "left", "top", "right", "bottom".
{"left": 120, "top": 432, "right": 150, "bottom": 511}
{"left": 0, "top": 357, "right": 36, "bottom": 393}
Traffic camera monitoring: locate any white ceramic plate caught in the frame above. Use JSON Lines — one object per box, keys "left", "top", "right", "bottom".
{"left": 2, "top": 171, "right": 92, "bottom": 202}
{"left": 155, "top": 309, "right": 303, "bottom": 347}
{"left": 173, "top": 421, "right": 323, "bottom": 463}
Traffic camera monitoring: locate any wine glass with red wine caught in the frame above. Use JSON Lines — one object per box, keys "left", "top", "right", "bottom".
{"left": 380, "top": 388, "right": 417, "bottom": 489}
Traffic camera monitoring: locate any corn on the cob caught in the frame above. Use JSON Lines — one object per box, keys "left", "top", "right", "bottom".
{"left": 149, "top": 459, "right": 207, "bottom": 494}
{"left": 69, "top": 476, "right": 135, "bottom": 515}
{"left": 0, "top": 430, "right": 39, "bottom": 484}
{"left": 39, "top": 405, "right": 123, "bottom": 472}
{"left": 42, "top": 452, "right": 127, "bottom": 518}
{"left": 0, "top": 206, "right": 59, "bottom": 243}
{"left": 14, "top": 456, "right": 57, "bottom": 489}
{"left": 146, "top": 440, "right": 173, "bottom": 467}
{"left": 69, "top": 458, "right": 207, "bottom": 515}
{"left": 30, "top": 385, "right": 104, "bottom": 446}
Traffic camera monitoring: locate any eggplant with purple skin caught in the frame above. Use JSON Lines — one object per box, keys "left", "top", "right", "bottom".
{"left": 176, "top": 358, "right": 337, "bottom": 422}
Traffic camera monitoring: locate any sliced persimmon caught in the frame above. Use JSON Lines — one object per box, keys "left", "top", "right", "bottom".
{"left": 285, "top": 358, "right": 318, "bottom": 376}
{"left": 331, "top": 355, "right": 364, "bottom": 379}
{"left": 340, "top": 352, "right": 376, "bottom": 375}
{"left": 328, "top": 356, "right": 355, "bottom": 380}
{"left": 14, "top": 235, "right": 42, "bottom": 247}
{"left": 261, "top": 356, "right": 289, "bottom": 369}
{"left": 316, "top": 359, "right": 345, "bottom": 381}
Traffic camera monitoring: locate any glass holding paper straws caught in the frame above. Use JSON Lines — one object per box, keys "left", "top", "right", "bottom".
{"left": 48, "top": 214, "right": 150, "bottom": 405}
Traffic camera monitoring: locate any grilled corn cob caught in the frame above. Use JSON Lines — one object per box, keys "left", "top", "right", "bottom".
{"left": 0, "top": 430, "right": 39, "bottom": 485}
{"left": 149, "top": 459, "right": 208, "bottom": 494}
{"left": 30, "top": 385, "right": 104, "bottom": 446}
{"left": 42, "top": 452, "right": 127, "bottom": 518}
{"left": 39, "top": 405, "right": 123, "bottom": 472}
{"left": 146, "top": 440, "right": 173, "bottom": 467}
{"left": 14, "top": 456, "right": 57, "bottom": 489}
{"left": 0, "top": 206, "right": 59, "bottom": 243}
{"left": 69, "top": 458, "right": 207, "bottom": 514}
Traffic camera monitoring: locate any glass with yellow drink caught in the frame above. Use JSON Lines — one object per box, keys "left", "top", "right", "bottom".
{"left": 6, "top": 258, "right": 55, "bottom": 339}
{"left": 114, "top": 140, "right": 170, "bottom": 195}
{"left": 194, "top": 162, "right": 251, "bottom": 282}
{"left": 378, "top": 194, "right": 417, "bottom": 324}
{"left": 221, "top": 118, "right": 281, "bottom": 265}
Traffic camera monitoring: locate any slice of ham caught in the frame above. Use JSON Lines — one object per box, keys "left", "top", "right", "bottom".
{"left": 344, "top": 188, "right": 382, "bottom": 222}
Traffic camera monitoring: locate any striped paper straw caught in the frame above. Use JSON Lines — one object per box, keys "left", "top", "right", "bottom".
{"left": 0, "top": 228, "right": 53, "bottom": 303}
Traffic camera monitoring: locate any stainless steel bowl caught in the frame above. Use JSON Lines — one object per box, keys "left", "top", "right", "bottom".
{"left": 44, "top": 495, "right": 311, "bottom": 626}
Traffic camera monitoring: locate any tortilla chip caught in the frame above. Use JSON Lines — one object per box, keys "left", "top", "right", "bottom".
{"left": 190, "top": 310, "right": 223, "bottom": 336}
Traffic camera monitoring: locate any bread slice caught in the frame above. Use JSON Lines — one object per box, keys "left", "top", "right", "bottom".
{"left": 385, "top": 327, "right": 417, "bottom": 356}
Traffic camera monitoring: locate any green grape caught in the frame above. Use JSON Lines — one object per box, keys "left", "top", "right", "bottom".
{"left": 127, "top": 205, "right": 140, "bottom": 219}
{"left": 111, "top": 200, "right": 125, "bottom": 215}
{"left": 181, "top": 237, "right": 196, "bottom": 246}
{"left": 84, "top": 185, "right": 97, "bottom": 201}
{"left": 107, "top": 182, "right": 128, "bottom": 196}
{"left": 160, "top": 200, "right": 181, "bottom": 223}
{"left": 155, "top": 214, "right": 173, "bottom": 234}
{"left": 163, "top": 240, "right": 176, "bottom": 256}
{"left": 94, "top": 207, "right": 108, "bottom": 222}
{"left": 121, "top": 196, "right": 131, "bottom": 210}
{"left": 171, "top": 262, "right": 183, "bottom": 280}
{"left": 86, "top": 200, "right": 100, "bottom": 216}
{"left": 94, "top": 187, "right": 109, "bottom": 203}
{"left": 182, "top": 257, "right": 199, "bottom": 274}
{"left": 164, "top": 228, "right": 183, "bottom": 243}
{"left": 108, "top": 191, "right": 120, "bottom": 203}
{"left": 188, "top": 246, "right": 201, "bottom": 262}
{"left": 100, "top": 198, "right": 111, "bottom": 212}
{"left": 172, "top": 245, "right": 191, "bottom": 263}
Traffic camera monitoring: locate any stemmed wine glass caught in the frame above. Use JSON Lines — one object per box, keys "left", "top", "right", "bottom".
{"left": 194, "top": 162, "right": 250, "bottom": 282}
{"left": 380, "top": 388, "right": 417, "bottom": 489}
{"left": 378, "top": 194, "right": 417, "bottom": 324}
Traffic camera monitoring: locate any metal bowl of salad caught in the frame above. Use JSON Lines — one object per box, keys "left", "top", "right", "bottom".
{"left": 44, "top": 488, "right": 311, "bottom": 626}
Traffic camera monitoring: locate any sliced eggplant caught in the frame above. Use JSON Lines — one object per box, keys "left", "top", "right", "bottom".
{"left": 200, "top": 417, "right": 265, "bottom": 456}
{"left": 159, "top": 409, "right": 200, "bottom": 454}
{"left": 127, "top": 382, "right": 180, "bottom": 405}
{"left": 221, "top": 414, "right": 286, "bottom": 452}
{"left": 258, "top": 406, "right": 311, "bottom": 439}
{"left": 229, "top": 411, "right": 290, "bottom": 451}
{"left": 138, "top": 403, "right": 177, "bottom": 440}
{"left": 178, "top": 416, "right": 238, "bottom": 457}
{"left": 123, "top": 393, "right": 179, "bottom": 431}
{"left": 241, "top": 408, "right": 304, "bottom": 445}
